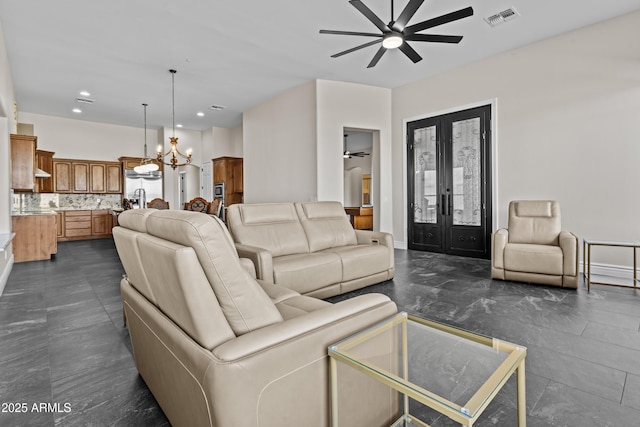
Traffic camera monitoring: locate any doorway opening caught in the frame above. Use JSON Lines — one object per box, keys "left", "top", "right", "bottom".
{"left": 343, "top": 128, "right": 378, "bottom": 230}
{"left": 407, "top": 105, "right": 492, "bottom": 259}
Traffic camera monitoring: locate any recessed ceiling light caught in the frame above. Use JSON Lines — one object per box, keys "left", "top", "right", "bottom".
{"left": 72, "top": 108, "right": 82, "bottom": 113}
{"left": 79, "top": 90, "right": 91, "bottom": 97}
{"left": 197, "top": 112, "right": 204, "bottom": 117}
{"left": 176, "top": 124, "right": 183, "bottom": 128}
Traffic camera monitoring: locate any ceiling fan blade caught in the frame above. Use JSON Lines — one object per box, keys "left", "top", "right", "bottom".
{"left": 367, "top": 46, "right": 387, "bottom": 68}
{"left": 352, "top": 152, "right": 370, "bottom": 157}
{"left": 405, "top": 34, "right": 463, "bottom": 43}
{"left": 404, "top": 7, "right": 473, "bottom": 36}
{"left": 392, "top": 0, "right": 425, "bottom": 31}
{"left": 320, "top": 29, "right": 383, "bottom": 38}
{"left": 331, "top": 39, "right": 382, "bottom": 58}
{"left": 399, "top": 42, "right": 422, "bottom": 63}
{"left": 349, "top": 0, "right": 389, "bottom": 33}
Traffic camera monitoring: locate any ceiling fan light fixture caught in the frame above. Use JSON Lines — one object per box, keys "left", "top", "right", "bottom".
{"left": 382, "top": 32, "right": 404, "bottom": 49}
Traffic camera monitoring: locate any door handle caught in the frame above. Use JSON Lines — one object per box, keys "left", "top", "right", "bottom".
{"left": 447, "top": 193, "right": 452, "bottom": 217}
{"left": 441, "top": 194, "right": 446, "bottom": 216}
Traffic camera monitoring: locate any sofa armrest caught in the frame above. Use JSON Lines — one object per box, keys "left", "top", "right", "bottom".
{"left": 492, "top": 229, "right": 508, "bottom": 270}
{"left": 559, "top": 231, "right": 579, "bottom": 277}
{"left": 239, "top": 258, "right": 257, "bottom": 279}
{"left": 355, "top": 230, "right": 394, "bottom": 270}
{"left": 208, "top": 293, "right": 398, "bottom": 426}
{"left": 235, "top": 243, "right": 274, "bottom": 283}
{"left": 212, "top": 293, "right": 396, "bottom": 361}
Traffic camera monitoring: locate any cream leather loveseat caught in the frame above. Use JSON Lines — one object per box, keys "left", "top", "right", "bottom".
{"left": 227, "top": 201, "right": 395, "bottom": 298}
{"left": 113, "top": 209, "right": 399, "bottom": 427}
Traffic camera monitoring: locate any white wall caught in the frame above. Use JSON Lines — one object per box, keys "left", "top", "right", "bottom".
{"left": 18, "top": 112, "right": 158, "bottom": 161}
{"left": 243, "top": 81, "right": 317, "bottom": 203}
{"left": 316, "top": 80, "right": 392, "bottom": 232}
{"left": 0, "top": 20, "right": 15, "bottom": 295}
{"left": 392, "top": 11, "right": 640, "bottom": 267}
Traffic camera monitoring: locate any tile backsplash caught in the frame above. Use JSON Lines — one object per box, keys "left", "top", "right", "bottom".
{"left": 14, "top": 193, "right": 123, "bottom": 211}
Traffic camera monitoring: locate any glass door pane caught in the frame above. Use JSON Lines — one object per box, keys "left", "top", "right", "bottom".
{"left": 413, "top": 126, "right": 437, "bottom": 224}
{"left": 451, "top": 118, "right": 481, "bottom": 226}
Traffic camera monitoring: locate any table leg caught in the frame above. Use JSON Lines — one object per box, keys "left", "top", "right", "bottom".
{"left": 330, "top": 357, "right": 338, "bottom": 427}
{"left": 517, "top": 361, "right": 526, "bottom": 427}
{"left": 634, "top": 246, "right": 637, "bottom": 288}
{"left": 587, "top": 243, "right": 591, "bottom": 293}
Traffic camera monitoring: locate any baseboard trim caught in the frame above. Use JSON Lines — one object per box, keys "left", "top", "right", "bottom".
{"left": 394, "top": 240, "right": 408, "bottom": 250}
{"left": 580, "top": 262, "right": 639, "bottom": 279}
{"left": 0, "top": 254, "right": 15, "bottom": 297}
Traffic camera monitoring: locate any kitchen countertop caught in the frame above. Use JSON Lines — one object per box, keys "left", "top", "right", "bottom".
{"left": 11, "top": 207, "right": 116, "bottom": 216}
{"left": 11, "top": 209, "right": 58, "bottom": 216}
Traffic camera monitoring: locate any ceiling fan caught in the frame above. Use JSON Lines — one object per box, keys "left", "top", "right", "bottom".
{"left": 343, "top": 134, "right": 370, "bottom": 158}
{"left": 320, "top": 0, "right": 473, "bottom": 68}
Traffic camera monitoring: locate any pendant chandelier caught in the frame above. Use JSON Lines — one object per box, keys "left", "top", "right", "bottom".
{"left": 157, "top": 69, "right": 192, "bottom": 170}
{"left": 133, "top": 103, "right": 159, "bottom": 173}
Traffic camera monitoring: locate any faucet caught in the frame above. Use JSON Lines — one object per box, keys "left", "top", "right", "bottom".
{"left": 133, "top": 188, "right": 146, "bottom": 208}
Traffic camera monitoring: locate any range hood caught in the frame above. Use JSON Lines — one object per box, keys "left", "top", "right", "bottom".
{"left": 35, "top": 168, "right": 51, "bottom": 178}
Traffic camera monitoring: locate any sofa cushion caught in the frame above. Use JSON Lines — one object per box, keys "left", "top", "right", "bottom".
{"left": 295, "top": 201, "right": 357, "bottom": 252}
{"left": 227, "top": 203, "right": 310, "bottom": 256}
{"left": 272, "top": 252, "right": 343, "bottom": 295}
{"left": 145, "top": 210, "right": 283, "bottom": 335}
{"left": 135, "top": 233, "right": 236, "bottom": 350}
{"left": 321, "top": 244, "right": 390, "bottom": 282}
{"left": 504, "top": 243, "right": 563, "bottom": 276}
{"left": 508, "top": 200, "right": 561, "bottom": 245}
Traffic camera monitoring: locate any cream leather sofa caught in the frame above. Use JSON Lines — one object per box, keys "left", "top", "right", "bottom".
{"left": 492, "top": 200, "right": 579, "bottom": 288}
{"left": 113, "top": 209, "right": 399, "bottom": 427}
{"left": 226, "top": 201, "right": 395, "bottom": 298}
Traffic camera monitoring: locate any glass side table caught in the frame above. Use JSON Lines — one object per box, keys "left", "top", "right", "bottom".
{"left": 582, "top": 238, "right": 640, "bottom": 293}
{"left": 329, "top": 312, "right": 527, "bottom": 426}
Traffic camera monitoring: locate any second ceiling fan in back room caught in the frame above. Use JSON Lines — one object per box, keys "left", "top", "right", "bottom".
{"left": 320, "top": 0, "right": 473, "bottom": 68}
{"left": 343, "top": 134, "right": 370, "bottom": 159}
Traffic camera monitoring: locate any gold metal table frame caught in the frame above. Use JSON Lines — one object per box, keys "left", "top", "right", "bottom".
{"left": 329, "top": 312, "right": 527, "bottom": 427}
{"left": 582, "top": 238, "right": 639, "bottom": 293}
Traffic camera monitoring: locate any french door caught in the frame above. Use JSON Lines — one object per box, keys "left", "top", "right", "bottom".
{"left": 407, "top": 105, "right": 492, "bottom": 259}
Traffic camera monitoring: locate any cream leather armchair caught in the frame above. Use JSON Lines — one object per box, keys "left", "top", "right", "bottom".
{"left": 113, "top": 209, "right": 399, "bottom": 427}
{"left": 492, "top": 200, "right": 579, "bottom": 288}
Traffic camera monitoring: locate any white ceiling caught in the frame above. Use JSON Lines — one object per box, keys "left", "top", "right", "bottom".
{"left": 1, "top": 0, "right": 639, "bottom": 131}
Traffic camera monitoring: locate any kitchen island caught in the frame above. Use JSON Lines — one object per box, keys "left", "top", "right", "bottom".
{"left": 11, "top": 210, "right": 58, "bottom": 262}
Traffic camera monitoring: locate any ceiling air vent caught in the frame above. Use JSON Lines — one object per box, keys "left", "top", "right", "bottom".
{"left": 209, "top": 105, "right": 225, "bottom": 111}
{"left": 75, "top": 97, "right": 95, "bottom": 104}
{"left": 484, "top": 7, "right": 519, "bottom": 27}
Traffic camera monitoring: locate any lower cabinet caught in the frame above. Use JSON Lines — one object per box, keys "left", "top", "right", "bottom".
{"left": 57, "top": 210, "right": 113, "bottom": 241}
{"left": 12, "top": 214, "right": 58, "bottom": 263}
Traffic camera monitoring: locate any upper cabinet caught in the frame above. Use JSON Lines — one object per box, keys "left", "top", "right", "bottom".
{"left": 10, "top": 134, "right": 37, "bottom": 192}
{"left": 36, "top": 149, "right": 55, "bottom": 193}
{"left": 53, "top": 159, "right": 122, "bottom": 194}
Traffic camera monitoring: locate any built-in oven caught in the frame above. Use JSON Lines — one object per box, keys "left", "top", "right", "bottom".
{"left": 213, "top": 182, "right": 225, "bottom": 220}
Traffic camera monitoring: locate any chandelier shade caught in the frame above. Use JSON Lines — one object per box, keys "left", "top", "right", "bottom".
{"left": 157, "top": 69, "right": 193, "bottom": 170}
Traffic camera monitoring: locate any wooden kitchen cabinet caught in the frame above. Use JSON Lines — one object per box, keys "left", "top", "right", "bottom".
{"left": 62, "top": 210, "right": 92, "bottom": 239}
{"left": 53, "top": 159, "right": 122, "bottom": 194}
{"left": 36, "top": 149, "right": 55, "bottom": 193}
{"left": 91, "top": 210, "right": 112, "bottom": 236}
{"left": 12, "top": 213, "right": 57, "bottom": 262}
{"left": 105, "top": 163, "right": 122, "bottom": 193}
{"left": 56, "top": 211, "right": 64, "bottom": 238}
{"left": 90, "top": 163, "right": 106, "bottom": 193}
{"left": 58, "top": 210, "right": 113, "bottom": 241}
{"left": 72, "top": 161, "right": 90, "bottom": 193}
{"left": 213, "top": 156, "right": 243, "bottom": 206}
{"left": 53, "top": 160, "right": 73, "bottom": 193}
{"left": 10, "top": 134, "right": 37, "bottom": 192}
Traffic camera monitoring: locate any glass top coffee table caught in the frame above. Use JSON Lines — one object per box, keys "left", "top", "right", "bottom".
{"left": 329, "top": 312, "right": 527, "bottom": 426}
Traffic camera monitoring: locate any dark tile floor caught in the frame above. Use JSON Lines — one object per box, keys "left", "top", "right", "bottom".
{"left": 1, "top": 239, "right": 639, "bottom": 426}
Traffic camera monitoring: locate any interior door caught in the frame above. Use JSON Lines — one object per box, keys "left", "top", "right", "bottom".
{"left": 407, "top": 105, "right": 492, "bottom": 259}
